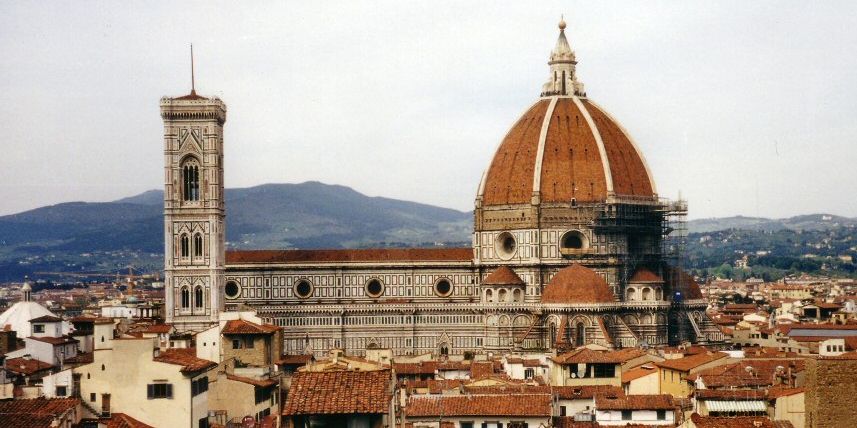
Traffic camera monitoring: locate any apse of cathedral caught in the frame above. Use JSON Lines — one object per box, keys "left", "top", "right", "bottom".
{"left": 160, "top": 20, "right": 724, "bottom": 356}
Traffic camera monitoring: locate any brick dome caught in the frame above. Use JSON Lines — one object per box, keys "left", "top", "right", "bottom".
{"left": 476, "top": 21, "right": 656, "bottom": 208}
{"left": 478, "top": 97, "right": 656, "bottom": 206}
{"left": 541, "top": 264, "right": 615, "bottom": 304}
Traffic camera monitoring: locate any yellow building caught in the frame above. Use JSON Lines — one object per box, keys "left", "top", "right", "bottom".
{"left": 75, "top": 335, "right": 216, "bottom": 427}
{"left": 654, "top": 352, "right": 729, "bottom": 397}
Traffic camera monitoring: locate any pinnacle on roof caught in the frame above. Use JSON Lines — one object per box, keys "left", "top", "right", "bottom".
{"left": 541, "top": 16, "right": 586, "bottom": 97}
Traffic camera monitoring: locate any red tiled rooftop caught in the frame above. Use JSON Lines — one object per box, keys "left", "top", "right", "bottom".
{"left": 226, "top": 374, "right": 278, "bottom": 388}
{"left": 622, "top": 365, "right": 658, "bottom": 383}
{"left": 6, "top": 357, "right": 53, "bottom": 375}
{"left": 393, "top": 361, "right": 438, "bottom": 375}
{"left": 104, "top": 413, "right": 155, "bottom": 428}
{"left": 0, "top": 397, "right": 79, "bottom": 428}
{"left": 553, "top": 385, "right": 624, "bottom": 399}
{"left": 227, "top": 248, "right": 472, "bottom": 264}
{"left": 407, "top": 394, "right": 551, "bottom": 417}
{"left": 595, "top": 394, "right": 674, "bottom": 410}
{"left": 29, "top": 315, "right": 63, "bottom": 323}
{"left": 542, "top": 264, "right": 615, "bottom": 304}
{"left": 284, "top": 370, "right": 391, "bottom": 415}
{"left": 222, "top": 319, "right": 279, "bottom": 335}
{"left": 655, "top": 352, "right": 729, "bottom": 372}
{"left": 153, "top": 348, "right": 216, "bottom": 374}
{"left": 143, "top": 323, "right": 172, "bottom": 334}
{"left": 629, "top": 268, "right": 663, "bottom": 283}
{"left": 483, "top": 266, "right": 525, "bottom": 286}
{"left": 552, "top": 348, "right": 627, "bottom": 365}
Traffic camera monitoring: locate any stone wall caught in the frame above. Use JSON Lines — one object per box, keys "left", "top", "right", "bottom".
{"left": 805, "top": 357, "right": 857, "bottom": 428}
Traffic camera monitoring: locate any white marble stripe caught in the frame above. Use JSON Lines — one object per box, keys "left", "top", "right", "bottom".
{"left": 531, "top": 96, "right": 559, "bottom": 197}
{"left": 572, "top": 96, "right": 614, "bottom": 194}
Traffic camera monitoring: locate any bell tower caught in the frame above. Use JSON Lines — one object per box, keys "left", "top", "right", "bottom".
{"left": 160, "top": 81, "right": 227, "bottom": 331}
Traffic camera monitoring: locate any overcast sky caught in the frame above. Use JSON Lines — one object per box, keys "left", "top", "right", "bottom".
{"left": 1, "top": 1, "right": 856, "bottom": 219}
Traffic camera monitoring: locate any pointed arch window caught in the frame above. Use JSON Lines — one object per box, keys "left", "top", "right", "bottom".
{"left": 193, "top": 233, "right": 203, "bottom": 257}
{"left": 180, "top": 287, "right": 190, "bottom": 309}
{"left": 194, "top": 286, "right": 204, "bottom": 309}
{"left": 180, "top": 234, "right": 190, "bottom": 258}
{"left": 182, "top": 159, "right": 200, "bottom": 202}
{"left": 575, "top": 322, "right": 585, "bottom": 347}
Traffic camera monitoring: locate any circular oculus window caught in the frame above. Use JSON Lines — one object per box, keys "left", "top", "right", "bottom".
{"left": 365, "top": 279, "right": 384, "bottom": 298}
{"left": 560, "top": 230, "right": 587, "bottom": 250}
{"left": 495, "top": 232, "right": 517, "bottom": 259}
{"left": 434, "top": 279, "right": 453, "bottom": 297}
{"left": 294, "top": 280, "right": 313, "bottom": 299}
{"left": 224, "top": 281, "right": 240, "bottom": 299}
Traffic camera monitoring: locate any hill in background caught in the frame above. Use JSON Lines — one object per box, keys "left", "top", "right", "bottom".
{"left": 2, "top": 183, "right": 855, "bottom": 282}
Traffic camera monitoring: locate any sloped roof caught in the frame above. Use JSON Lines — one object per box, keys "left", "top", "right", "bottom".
{"left": 407, "top": 394, "right": 551, "bottom": 417}
{"left": 283, "top": 370, "right": 391, "bottom": 415}
{"left": 153, "top": 348, "right": 216, "bottom": 374}
{"left": 542, "top": 264, "right": 615, "bottom": 304}
{"left": 5, "top": 357, "right": 53, "bottom": 375}
{"left": 104, "top": 413, "right": 155, "bottom": 428}
{"left": 552, "top": 348, "right": 626, "bottom": 365}
{"left": 655, "top": 352, "right": 729, "bottom": 372}
{"left": 622, "top": 365, "right": 658, "bottom": 383}
{"left": 629, "top": 268, "right": 663, "bottom": 283}
{"left": 595, "top": 394, "right": 674, "bottom": 410}
{"left": 226, "top": 374, "right": 278, "bottom": 388}
{"left": 0, "top": 397, "right": 80, "bottom": 428}
{"left": 222, "top": 319, "right": 279, "bottom": 335}
{"left": 483, "top": 266, "right": 525, "bottom": 285}
{"left": 553, "top": 385, "right": 624, "bottom": 399}
{"left": 0, "top": 301, "right": 63, "bottom": 338}
{"left": 666, "top": 266, "right": 703, "bottom": 299}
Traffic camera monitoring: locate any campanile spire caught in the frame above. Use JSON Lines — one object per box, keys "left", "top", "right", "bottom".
{"left": 541, "top": 17, "right": 586, "bottom": 97}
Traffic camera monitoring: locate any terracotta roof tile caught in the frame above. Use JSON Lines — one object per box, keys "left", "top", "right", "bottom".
{"left": 553, "top": 385, "right": 624, "bottom": 399}
{"left": 407, "top": 394, "right": 551, "bottom": 417}
{"left": 222, "top": 319, "right": 279, "bottom": 335}
{"left": 227, "top": 248, "right": 472, "bottom": 264}
{"left": 142, "top": 323, "right": 173, "bottom": 334}
{"left": 6, "top": 357, "right": 53, "bottom": 375}
{"left": 667, "top": 266, "right": 704, "bottom": 300}
{"left": 655, "top": 352, "right": 729, "bottom": 372}
{"left": 483, "top": 266, "right": 525, "bottom": 286}
{"left": 0, "top": 397, "right": 79, "bottom": 428}
{"left": 29, "top": 335, "right": 78, "bottom": 345}
{"left": 104, "top": 413, "right": 155, "bottom": 428}
{"left": 393, "top": 361, "right": 438, "bottom": 375}
{"left": 552, "top": 348, "right": 626, "bottom": 364}
{"left": 283, "top": 370, "right": 391, "bottom": 415}
{"left": 153, "top": 348, "right": 216, "bottom": 374}
{"left": 622, "top": 365, "right": 658, "bottom": 383}
{"left": 595, "top": 394, "right": 674, "bottom": 410}
{"left": 226, "top": 374, "right": 278, "bottom": 388}
{"left": 471, "top": 361, "right": 494, "bottom": 378}
{"left": 629, "top": 268, "right": 663, "bottom": 283}
{"left": 542, "top": 264, "right": 615, "bottom": 304}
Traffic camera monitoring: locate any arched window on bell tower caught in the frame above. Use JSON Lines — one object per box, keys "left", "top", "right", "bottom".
{"left": 194, "top": 286, "right": 204, "bottom": 309}
{"left": 193, "top": 233, "right": 203, "bottom": 257}
{"left": 180, "top": 287, "right": 190, "bottom": 309}
{"left": 180, "top": 234, "right": 190, "bottom": 258}
{"left": 181, "top": 158, "right": 200, "bottom": 202}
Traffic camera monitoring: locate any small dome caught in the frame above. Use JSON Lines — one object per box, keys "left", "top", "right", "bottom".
{"left": 21, "top": 282, "right": 31, "bottom": 291}
{"left": 629, "top": 268, "right": 663, "bottom": 283}
{"left": 542, "top": 264, "right": 615, "bottom": 304}
{"left": 483, "top": 266, "right": 525, "bottom": 286}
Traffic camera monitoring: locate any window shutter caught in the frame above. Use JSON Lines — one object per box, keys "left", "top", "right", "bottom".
{"left": 147, "top": 384, "right": 153, "bottom": 399}
{"left": 498, "top": 424, "right": 503, "bottom": 428}
{"left": 166, "top": 383, "right": 173, "bottom": 398}
{"left": 191, "top": 380, "right": 198, "bottom": 396}
{"left": 481, "top": 424, "right": 488, "bottom": 428}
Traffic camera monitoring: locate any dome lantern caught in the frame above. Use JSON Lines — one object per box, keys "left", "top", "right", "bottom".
{"left": 541, "top": 16, "right": 586, "bottom": 97}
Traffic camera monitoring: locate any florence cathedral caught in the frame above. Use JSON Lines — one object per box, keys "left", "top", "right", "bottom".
{"left": 160, "top": 20, "right": 723, "bottom": 357}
